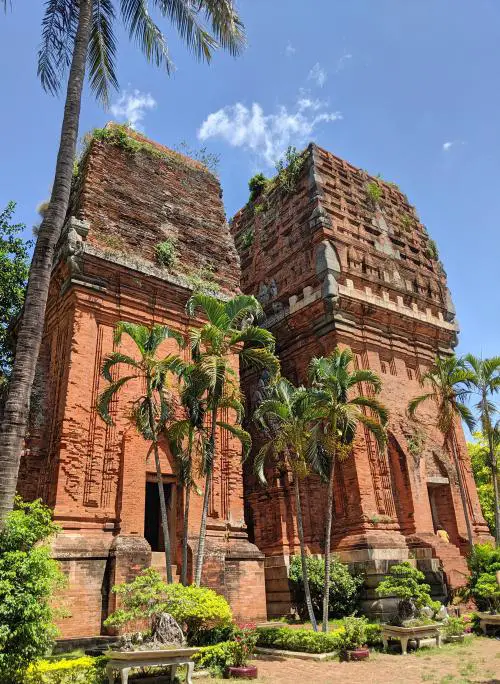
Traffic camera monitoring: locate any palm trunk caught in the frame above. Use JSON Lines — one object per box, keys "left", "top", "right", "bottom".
{"left": 181, "top": 430, "right": 194, "bottom": 585}
{"left": 0, "top": 0, "right": 93, "bottom": 526}
{"left": 487, "top": 431, "right": 500, "bottom": 547}
{"left": 195, "top": 406, "right": 217, "bottom": 586}
{"left": 294, "top": 475, "right": 318, "bottom": 632}
{"left": 322, "top": 455, "right": 336, "bottom": 633}
{"left": 449, "top": 430, "right": 474, "bottom": 548}
{"left": 153, "top": 437, "right": 173, "bottom": 584}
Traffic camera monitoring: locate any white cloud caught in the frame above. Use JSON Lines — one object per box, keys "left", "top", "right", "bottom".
{"left": 285, "top": 42, "right": 296, "bottom": 57}
{"left": 336, "top": 52, "right": 353, "bottom": 72}
{"left": 198, "top": 98, "right": 341, "bottom": 167}
{"left": 308, "top": 62, "right": 327, "bottom": 88}
{"left": 110, "top": 89, "right": 156, "bottom": 131}
{"left": 442, "top": 140, "right": 465, "bottom": 152}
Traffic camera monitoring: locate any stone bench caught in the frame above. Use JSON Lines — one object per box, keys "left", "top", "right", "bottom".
{"left": 105, "top": 647, "right": 199, "bottom": 684}
{"left": 381, "top": 624, "right": 441, "bottom": 655}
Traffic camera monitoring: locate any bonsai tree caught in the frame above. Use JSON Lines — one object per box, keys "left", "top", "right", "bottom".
{"left": 408, "top": 355, "right": 476, "bottom": 547}
{"left": 308, "top": 347, "right": 388, "bottom": 632}
{"left": 376, "top": 561, "right": 439, "bottom": 623}
{"left": 98, "top": 322, "right": 185, "bottom": 583}
{"left": 337, "top": 616, "right": 368, "bottom": 657}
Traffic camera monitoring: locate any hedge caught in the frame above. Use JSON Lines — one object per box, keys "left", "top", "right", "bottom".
{"left": 256, "top": 624, "right": 382, "bottom": 654}
{"left": 25, "top": 657, "right": 106, "bottom": 684}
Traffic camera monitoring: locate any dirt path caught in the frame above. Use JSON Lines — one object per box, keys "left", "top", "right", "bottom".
{"left": 197, "top": 637, "right": 500, "bottom": 684}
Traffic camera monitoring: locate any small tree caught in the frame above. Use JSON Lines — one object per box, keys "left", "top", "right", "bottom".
{"left": 98, "top": 322, "right": 185, "bottom": 583}
{"left": 253, "top": 378, "right": 322, "bottom": 631}
{"left": 376, "top": 561, "right": 439, "bottom": 623}
{"left": 408, "top": 355, "right": 475, "bottom": 547}
{"left": 466, "top": 543, "right": 500, "bottom": 613}
{"left": 0, "top": 498, "right": 65, "bottom": 683}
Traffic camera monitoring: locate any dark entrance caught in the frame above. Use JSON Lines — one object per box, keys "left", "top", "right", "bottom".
{"left": 144, "top": 481, "right": 173, "bottom": 552}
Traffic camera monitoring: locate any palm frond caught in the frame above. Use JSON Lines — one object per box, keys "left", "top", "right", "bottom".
{"left": 349, "top": 395, "right": 389, "bottom": 425}
{"left": 217, "top": 421, "right": 251, "bottom": 457}
{"left": 348, "top": 368, "right": 382, "bottom": 393}
{"left": 230, "top": 325, "right": 275, "bottom": 351}
{"left": 239, "top": 347, "right": 280, "bottom": 376}
{"left": 218, "top": 394, "right": 244, "bottom": 421}
{"left": 197, "top": 0, "right": 246, "bottom": 56}
{"left": 223, "top": 294, "right": 263, "bottom": 327}
{"left": 88, "top": 0, "right": 118, "bottom": 106}
{"left": 38, "top": 0, "right": 78, "bottom": 95}
{"left": 154, "top": 0, "right": 218, "bottom": 62}
{"left": 407, "top": 393, "right": 433, "bottom": 419}
{"left": 253, "top": 442, "right": 273, "bottom": 484}
{"left": 146, "top": 324, "right": 185, "bottom": 353}
{"left": 455, "top": 402, "right": 476, "bottom": 433}
{"left": 120, "top": 0, "right": 173, "bottom": 72}
{"left": 355, "top": 412, "right": 388, "bottom": 448}
{"left": 186, "top": 293, "right": 227, "bottom": 326}
{"left": 97, "top": 374, "right": 136, "bottom": 424}
{"left": 101, "top": 352, "right": 140, "bottom": 382}
{"left": 114, "top": 321, "right": 149, "bottom": 353}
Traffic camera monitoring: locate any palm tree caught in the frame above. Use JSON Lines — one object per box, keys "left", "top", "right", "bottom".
{"left": 408, "top": 355, "right": 475, "bottom": 547}
{"left": 97, "top": 321, "right": 185, "bottom": 583}
{"left": 186, "top": 293, "right": 279, "bottom": 586}
{"left": 254, "top": 377, "right": 323, "bottom": 632}
{"left": 166, "top": 362, "right": 208, "bottom": 585}
{"left": 464, "top": 355, "right": 500, "bottom": 546}
{"left": 0, "top": 0, "right": 245, "bottom": 527}
{"left": 308, "top": 347, "right": 388, "bottom": 632}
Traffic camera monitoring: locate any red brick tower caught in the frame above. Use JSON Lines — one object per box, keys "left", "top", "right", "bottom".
{"left": 231, "top": 144, "right": 491, "bottom": 619}
{"left": 17, "top": 127, "right": 267, "bottom": 638}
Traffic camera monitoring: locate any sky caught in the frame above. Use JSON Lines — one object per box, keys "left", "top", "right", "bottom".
{"left": 0, "top": 0, "right": 499, "bottom": 364}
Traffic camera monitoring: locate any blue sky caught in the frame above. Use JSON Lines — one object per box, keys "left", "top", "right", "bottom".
{"left": 1, "top": 0, "right": 499, "bottom": 361}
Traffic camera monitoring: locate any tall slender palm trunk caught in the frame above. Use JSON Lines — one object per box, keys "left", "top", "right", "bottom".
{"left": 294, "top": 476, "right": 318, "bottom": 632}
{"left": 181, "top": 430, "right": 194, "bottom": 585}
{"left": 0, "top": 0, "right": 93, "bottom": 526}
{"left": 487, "top": 432, "right": 500, "bottom": 547}
{"left": 322, "top": 455, "right": 336, "bottom": 632}
{"left": 195, "top": 406, "right": 217, "bottom": 586}
{"left": 449, "top": 429, "right": 474, "bottom": 548}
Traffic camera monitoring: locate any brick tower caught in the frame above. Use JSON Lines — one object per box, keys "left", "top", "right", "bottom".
{"left": 17, "top": 127, "right": 267, "bottom": 638}
{"left": 230, "top": 144, "right": 491, "bottom": 619}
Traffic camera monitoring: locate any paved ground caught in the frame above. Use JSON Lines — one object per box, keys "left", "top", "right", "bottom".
{"left": 196, "top": 637, "right": 500, "bottom": 684}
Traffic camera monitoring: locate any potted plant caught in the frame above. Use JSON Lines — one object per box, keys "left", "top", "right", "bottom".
{"left": 226, "top": 627, "right": 258, "bottom": 679}
{"left": 442, "top": 617, "right": 466, "bottom": 643}
{"left": 338, "top": 616, "right": 369, "bottom": 661}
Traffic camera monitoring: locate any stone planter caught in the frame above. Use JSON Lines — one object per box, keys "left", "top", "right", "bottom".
{"left": 476, "top": 612, "right": 500, "bottom": 636}
{"left": 227, "top": 665, "right": 258, "bottom": 679}
{"left": 345, "top": 647, "right": 370, "bottom": 661}
{"left": 381, "top": 624, "right": 441, "bottom": 655}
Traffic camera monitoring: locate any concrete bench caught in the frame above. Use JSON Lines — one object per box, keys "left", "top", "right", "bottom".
{"left": 105, "top": 647, "right": 199, "bottom": 684}
{"left": 381, "top": 624, "right": 441, "bottom": 655}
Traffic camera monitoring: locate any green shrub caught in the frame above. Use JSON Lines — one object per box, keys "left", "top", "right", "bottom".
{"left": 442, "top": 617, "right": 465, "bottom": 638}
{"left": 240, "top": 229, "right": 254, "bottom": 249}
{"left": 288, "top": 555, "right": 363, "bottom": 620}
{"left": 376, "top": 561, "right": 439, "bottom": 622}
{"left": 190, "top": 624, "right": 236, "bottom": 646}
{"left": 256, "top": 623, "right": 381, "bottom": 654}
{"left": 25, "top": 656, "right": 106, "bottom": 684}
{"left": 192, "top": 641, "right": 235, "bottom": 676}
{"left": 155, "top": 239, "right": 177, "bottom": 269}
{"left": 248, "top": 173, "right": 269, "bottom": 202}
{"left": 104, "top": 569, "right": 232, "bottom": 642}
{"left": 0, "top": 498, "right": 65, "bottom": 684}
{"left": 337, "top": 616, "right": 368, "bottom": 652}
{"left": 466, "top": 543, "right": 500, "bottom": 612}
{"left": 275, "top": 146, "right": 305, "bottom": 193}
{"left": 366, "top": 182, "right": 382, "bottom": 208}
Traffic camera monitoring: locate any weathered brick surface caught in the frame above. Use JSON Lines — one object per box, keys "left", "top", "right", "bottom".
{"left": 17, "top": 131, "right": 265, "bottom": 637}
{"left": 231, "top": 143, "right": 492, "bottom": 613}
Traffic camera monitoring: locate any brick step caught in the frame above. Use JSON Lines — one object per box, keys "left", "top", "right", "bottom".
{"left": 150, "top": 552, "right": 181, "bottom": 583}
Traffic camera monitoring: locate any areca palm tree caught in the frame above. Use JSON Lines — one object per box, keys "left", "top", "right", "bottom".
{"left": 186, "top": 293, "right": 279, "bottom": 586}
{"left": 97, "top": 322, "right": 185, "bottom": 583}
{"left": 0, "top": 0, "right": 245, "bottom": 527}
{"left": 308, "top": 347, "right": 388, "bottom": 632}
{"left": 408, "top": 355, "right": 475, "bottom": 547}
{"left": 166, "top": 362, "right": 208, "bottom": 585}
{"left": 254, "top": 377, "right": 323, "bottom": 632}
{"left": 464, "top": 355, "right": 500, "bottom": 546}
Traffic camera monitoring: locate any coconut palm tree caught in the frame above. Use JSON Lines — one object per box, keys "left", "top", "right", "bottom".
{"left": 165, "top": 362, "right": 208, "bottom": 585}
{"left": 253, "top": 377, "right": 324, "bottom": 632}
{"left": 0, "top": 0, "right": 245, "bottom": 527}
{"left": 186, "top": 293, "right": 279, "bottom": 586}
{"left": 308, "top": 347, "right": 388, "bottom": 632}
{"left": 97, "top": 321, "right": 185, "bottom": 583}
{"left": 408, "top": 355, "right": 475, "bottom": 547}
{"left": 464, "top": 355, "right": 500, "bottom": 546}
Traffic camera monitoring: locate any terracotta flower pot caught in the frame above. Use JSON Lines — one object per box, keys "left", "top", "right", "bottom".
{"left": 227, "top": 665, "right": 258, "bottom": 679}
{"left": 345, "top": 647, "right": 370, "bottom": 661}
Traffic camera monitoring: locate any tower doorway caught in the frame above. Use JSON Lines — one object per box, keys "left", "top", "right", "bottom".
{"left": 144, "top": 479, "right": 176, "bottom": 552}
{"left": 427, "top": 481, "right": 459, "bottom": 547}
